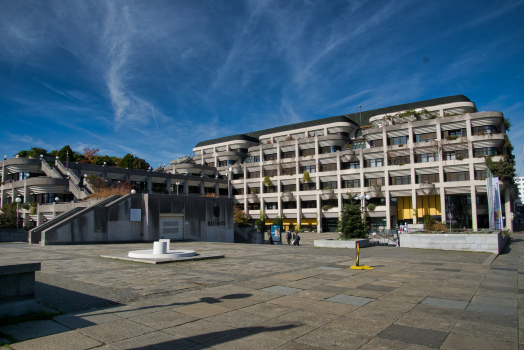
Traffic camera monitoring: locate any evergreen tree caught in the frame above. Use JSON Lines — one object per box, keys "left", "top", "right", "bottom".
{"left": 338, "top": 197, "right": 369, "bottom": 239}
{"left": 119, "top": 154, "right": 135, "bottom": 168}
{"left": 57, "top": 145, "right": 75, "bottom": 163}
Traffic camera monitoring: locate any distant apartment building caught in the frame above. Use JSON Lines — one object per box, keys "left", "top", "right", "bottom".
{"left": 192, "top": 95, "right": 517, "bottom": 232}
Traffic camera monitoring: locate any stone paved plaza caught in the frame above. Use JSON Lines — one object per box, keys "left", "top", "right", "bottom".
{"left": 0, "top": 232, "right": 522, "bottom": 349}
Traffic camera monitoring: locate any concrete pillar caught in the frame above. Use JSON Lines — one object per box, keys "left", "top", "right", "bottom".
{"left": 316, "top": 192, "right": 322, "bottom": 233}
{"left": 0, "top": 160, "right": 5, "bottom": 207}
{"left": 215, "top": 181, "right": 219, "bottom": 197}
{"left": 166, "top": 178, "right": 171, "bottom": 195}
{"left": 184, "top": 179, "right": 189, "bottom": 195}
{"left": 385, "top": 190, "right": 391, "bottom": 229}
{"left": 359, "top": 151, "right": 365, "bottom": 188}
{"left": 505, "top": 186, "right": 513, "bottom": 232}
{"left": 37, "top": 212, "right": 43, "bottom": 227}
{"left": 436, "top": 118, "right": 442, "bottom": 140}
{"left": 200, "top": 170, "right": 205, "bottom": 195}
{"left": 412, "top": 188, "right": 418, "bottom": 224}
{"left": 260, "top": 197, "right": 266, "bottom": 224}
{"left": 52, "top": 201, "right": 57, "bottom": 219}
{"left": 23, "top": 181, "right": 29, "bottom": 203}
{"left": 147, "top": 173, "right": 152, "bottom": 194}
{"left": 471, "top": 186, "right": 478, "bottom": 231}
{"left": 296, "top": 194, "right": 302, "bottom": 229}
{"left": 465, "top": 115, "right": 474, "bottom": 159}
{"left": 440, "top": 187, "right": 446, "bottom": 223}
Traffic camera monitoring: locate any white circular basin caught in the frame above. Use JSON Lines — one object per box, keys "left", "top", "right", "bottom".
{"left": 128, "top": 249, "right": 196, "bottom": 259}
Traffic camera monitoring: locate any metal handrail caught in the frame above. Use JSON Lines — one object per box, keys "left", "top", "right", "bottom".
{"left": 57, "top": 160, "right": 80, "bottom": 184}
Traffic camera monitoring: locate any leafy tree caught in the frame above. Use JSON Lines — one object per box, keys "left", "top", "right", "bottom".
{"left": 132, "top": 157, "right": 150, "bottom": 170}
{"left": 57, "top": 145, "right": 75, "bottom": 163}
{"left": 83, "top": 148, "right": 100, "bottom": 164}
{"left": 233, "top": 205, "right": 249, "bottom": 224}
{"left": 254, "top": 219, "right": 265, "bottom": 231}
{"left": 119, "top": 154, "right": 135, "bottom": 168}
{"left": 338, "top": 197, "right": 369, "bottom": 239}
{"left": 94, "top": 155, "right": 117, "bottom": 166}
{"left": 272, "top": 216, "right": 283, "bottom": 231}
{"left": 85, "top": 175, "right": 108, "bottom": 190}
{"left": 0, "top": 203, "right": 22, "bottom": 229}
{"left": 485, "top": 156, "right": 515, "bottom": 182}
{"left": 16, "top": 147, "right": 48, "bottom": 158}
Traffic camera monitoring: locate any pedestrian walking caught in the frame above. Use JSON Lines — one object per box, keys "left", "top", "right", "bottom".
{"left": 292, "top": 233, "right": 300, "bottom": 246}
{"left": 286, "top": 231, "right": 292, "bottom": 245}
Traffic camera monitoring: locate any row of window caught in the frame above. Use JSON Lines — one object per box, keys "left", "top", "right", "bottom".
{"left": 244, "top": 194, "right": 489, "bottom": 211}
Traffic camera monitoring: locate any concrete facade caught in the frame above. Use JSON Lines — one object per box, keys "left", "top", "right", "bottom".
{"left": 38, "top": 194, "right": 234, "bottom": 245}
{"left": 191, "top": 95, "right": 518, "bottom": 233}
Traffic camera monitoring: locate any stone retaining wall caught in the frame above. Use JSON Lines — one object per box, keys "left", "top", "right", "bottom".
{"left": 0, "top": 229, "right": 28, "bottom": 243}
{"left": 399, "top": 231, "right": 509, "bottom": 254}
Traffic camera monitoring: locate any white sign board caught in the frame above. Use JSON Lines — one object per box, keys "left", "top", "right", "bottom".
{"left": 130, "top": 209, "right": 141, "bottom": 222}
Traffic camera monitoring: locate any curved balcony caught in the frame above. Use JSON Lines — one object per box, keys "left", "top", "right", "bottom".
{"left": 1, "top": 158, "right": 42, "bottom": 174}
{"left": 3, "top": 177, "right": 69, "bottom": 195}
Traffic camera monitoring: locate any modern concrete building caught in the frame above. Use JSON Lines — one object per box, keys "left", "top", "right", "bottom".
{"left": 1, "top": 94, "right": 517, "bottom": 237}
{"left": 192, "top": 95, "right": 517, "bottom": 232}
{"left": 0, "top": 154, "right": 234, "bottom": 243}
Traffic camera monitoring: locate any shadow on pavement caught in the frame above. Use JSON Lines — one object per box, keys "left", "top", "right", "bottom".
{"left": 35, "top": 282, "right": 121, "bottom": 313}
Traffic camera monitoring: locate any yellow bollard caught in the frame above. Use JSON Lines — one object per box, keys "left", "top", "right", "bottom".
{"left": 350, "top": 242, "right": 374, "bottom": 270}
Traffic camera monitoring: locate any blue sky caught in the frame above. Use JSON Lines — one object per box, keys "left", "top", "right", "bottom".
{"left": 1, "top": 0, "right": 523, "bottom": 171}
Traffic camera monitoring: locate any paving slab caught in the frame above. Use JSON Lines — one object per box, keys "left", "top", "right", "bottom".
{"left": 107, "top": 331, "right": 197, "bottom": 350}
{"left": 294, "top": 327, "right": 371, "bottom": 350}
{"left": 434, "top": 268, "right": 462, "bottom": 272}
{"left": 441, "top": 333, "right": 518, "bottom": 350}
{"left": 201, "top": 329, "right": 288, "bottom": 349}
{"left": 260, "top": 286, "right": 303, "bottom": 295}
{"left": 409, "top": 304, "right": 464, "bottom": 319}
{"left": 325, "top": 317, "right": 391, "bottom": 336}
{"left": 357, "top": 283, "right": 397, "bottom": 293}
{"left": 276, "top": 309, "right": 340, "bottom": 327}
{"left": 205, "top": 309, "right": 270, "bottom": 328}
{"left": 77, "top": 318, "right": 155, "bottom": 344}
{"left": 242, "top": 302, "right": 298, "bottom": 318}
{"left": 174, "top": 302, "right": 231, "bottom": 318}
{"left": 451, "top": 319, "right": 518, "bottom": 343}
{"left": 128, "top": 310, "right": 198, "bottom": 330}
{"left": 421, "top": 297, "right": 468, "bottom": 310}
{"left": 460, "top": 310, "right": 518, "bottom": 328}
{"left": 395, "top": 313, "right": 457, "bottom": 332}
{"left": 325, "top": 294, "right": 374, "bottom": 306}
{"left": 471, "top": 295, "right": 518, "bottom": 307}
{"left": 316, "top": 267, "right": 342, "bottom": 271}
{"left": 466, "top": 302, "right": 518, "bottom": 316}
{"left": 53, "top": 311, "right": 123, "bottom": 330}
{"left": 0, "top": 320, "right": 69, "bottom": 342}
{"left": 377, "top": 324, "right": 449, "bottom": 348}
{"left": 359, "top": 337, "right": 435, "bottom": 350}
{"left": 9, "top": 330, "right": 102, "bottom": 350}
{"left": 162, "top": 319, "right": 236, "bottom": 343}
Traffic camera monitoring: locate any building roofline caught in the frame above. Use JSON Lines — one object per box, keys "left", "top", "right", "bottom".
{"left": 194, "top": 95, "right": 473, "bottom": 148}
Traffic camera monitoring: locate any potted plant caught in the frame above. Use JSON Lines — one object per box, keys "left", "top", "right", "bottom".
{"left": 321, "top": 186, "right": 335, "bottom": 200}
{"left": 281, "top": 190, "right": 293, "bottom": 202}
{"left": 367, "top": 203, "right": 375, "bottom": 211}
{"left": 369, "top": 185, "right": 381, "bottom": 198}
{"left": 247, "top": 188, "right": 258, "bottom": 203}
{"left": 419, "top": 182, "right": 435, "bottom": 195}
{"left": 263, "top": 175, "right": 273, "bottom": 187}
{"left": 302, "top": 170, "right": 310, "bottom": 183}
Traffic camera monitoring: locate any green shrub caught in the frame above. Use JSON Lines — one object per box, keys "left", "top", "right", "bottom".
{"left": 367, "top": 203, "right": 375, "bottom": 211}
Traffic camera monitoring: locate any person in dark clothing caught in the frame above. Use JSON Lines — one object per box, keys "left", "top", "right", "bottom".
{"left": 292, "top": 233, "right": 300, "bottom": 246}
{"left": 286, "top": 231, "right": 292, "bottom": 245}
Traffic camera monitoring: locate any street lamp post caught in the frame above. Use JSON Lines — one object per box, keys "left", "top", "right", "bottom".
{"left": 357, "top": 194, "right": 371, "bottom": 223}
{"left": 15, "top": 196, "right": 21, "bottom": 230}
